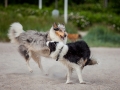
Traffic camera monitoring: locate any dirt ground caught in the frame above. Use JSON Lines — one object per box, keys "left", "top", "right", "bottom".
{"left": 0, "top": 42, "right": 120, "bottom": 90}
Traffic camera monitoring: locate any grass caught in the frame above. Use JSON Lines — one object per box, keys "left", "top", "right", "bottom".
{"left": 83, "top": 26, "right": 120, "bottom": 47}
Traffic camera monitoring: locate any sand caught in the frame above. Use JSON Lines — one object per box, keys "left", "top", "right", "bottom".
{"left": 0, "top": 42, "right": 120, "bottom": 90}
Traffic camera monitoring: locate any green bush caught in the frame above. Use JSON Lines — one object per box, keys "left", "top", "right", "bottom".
{"left": 69, "top": 4, "right": 107, "bottom": 13}
{"left": 0, "top": 5, "right": 77, "bottom": 42}
{"left": 68, "top": 11, "right": 120, "bottom": 32}
{"left": 83, "top": 26, "right": 120, "bottom": 47}
{"left": 68, "top": 13, "right": 90, "bottom": 30}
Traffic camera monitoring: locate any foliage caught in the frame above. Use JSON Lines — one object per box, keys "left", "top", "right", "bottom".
{"left": 108, "top": 0, "right": 120, "bottom": 14}
{"left": 83, "top": 26, "right": 120, "bottom": 47}
{"left": 69, "top": 4, "right": 105, "bottom": 13}
{"left": 0, "top": 4, "right": 120, "bottom": 47}
{"left": 68, "top": 11, "right": 120, "bottom": 32}
{"left": 68, "top": 12, "right": 90, "bottom": 30}
{"left": 0, "top": 5, "right": 77, "bottom": 42}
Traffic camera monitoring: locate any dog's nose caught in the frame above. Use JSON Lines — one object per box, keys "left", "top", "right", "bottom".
{"left": 64, "top": 34, "right": 67, "bottom": 37}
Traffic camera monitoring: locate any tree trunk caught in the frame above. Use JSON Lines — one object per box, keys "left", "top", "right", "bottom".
{"left": 104, "top": 0, "right": 108, "bottom": 8}
{"left": 5, "top": 0, "right": 8, "bottom": 8}
{"left": 55, "top": 0, "right": 58, "bottom": 9}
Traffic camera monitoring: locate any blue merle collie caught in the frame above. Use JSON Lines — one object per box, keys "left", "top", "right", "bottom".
{"left": 46, "top": 40, "right": 97, "bottom": 84}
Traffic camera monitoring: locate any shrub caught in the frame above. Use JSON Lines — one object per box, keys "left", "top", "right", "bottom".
{"left": 83, "top": 26, "right": 120, "bottom": 47}
{"left": 68, "top": 11, "right": 120, "bottom": 32}
{"left": 0, "top": 5, "right": 77, "bottom": 42}
{"left": 68, "top": 12, "right": 90, "bottom": 30}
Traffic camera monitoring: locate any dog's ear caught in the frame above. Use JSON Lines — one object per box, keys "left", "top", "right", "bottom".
{"left": 53, "top": 22, "right": 58, "bottom": 28}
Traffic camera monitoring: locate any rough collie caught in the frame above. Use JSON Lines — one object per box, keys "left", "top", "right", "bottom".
{"left": 46, "top": 40, "right": 97, "bottom": 83}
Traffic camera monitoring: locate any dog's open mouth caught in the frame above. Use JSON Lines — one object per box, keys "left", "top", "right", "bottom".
{"left": 60, "top": 35, "right": 64, "bottom": 40}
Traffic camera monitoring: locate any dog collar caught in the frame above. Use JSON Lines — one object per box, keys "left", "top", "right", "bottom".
{"left": 56, "top": 46, "right": 64, "bottom": 61}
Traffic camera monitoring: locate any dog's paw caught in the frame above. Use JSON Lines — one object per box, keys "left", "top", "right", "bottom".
{"left": 66, "top": 81, "right": 73, "bottom": 84}
{"left": 44, "top": 73, "right": 49, "bottom": 76}
{"left": 80, "top": 81, "right": 86, "bottom": 84}
{"left": 29, "top": 69, "right": 33, "bottom": 73}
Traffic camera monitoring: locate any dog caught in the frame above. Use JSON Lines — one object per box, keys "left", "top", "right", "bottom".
{"left": 67, "top": 33, "right": 81, "bottom": 42}
{"left": 8, "top": 22, "right": 67, "bottom": 74}
{"left": 46, "top": 40, "right": 97, "bottom": 84}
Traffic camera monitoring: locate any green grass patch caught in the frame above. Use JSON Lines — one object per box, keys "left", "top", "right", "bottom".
{"left": 83, "top": 26, "right": 120, "bottom": 47}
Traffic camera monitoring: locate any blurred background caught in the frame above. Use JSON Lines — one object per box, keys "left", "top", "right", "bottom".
{"left": 0, "top": 0, "right": 120, "bottom": 47}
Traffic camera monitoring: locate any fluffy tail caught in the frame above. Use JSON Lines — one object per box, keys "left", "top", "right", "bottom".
{"left": 8, "top": 22, "right": 24, "bottom": 43}
{"left": 85, "top": 58, "right": 98, "bottom": 66}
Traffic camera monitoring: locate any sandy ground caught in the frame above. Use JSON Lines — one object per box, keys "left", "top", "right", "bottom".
{"left": 0, "top": 43, "right": 120, "bottom": 90}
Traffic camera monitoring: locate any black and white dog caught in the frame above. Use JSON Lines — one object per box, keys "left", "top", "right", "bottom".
{"left": 46, "top": 40, "right": 97, "bottom": 84}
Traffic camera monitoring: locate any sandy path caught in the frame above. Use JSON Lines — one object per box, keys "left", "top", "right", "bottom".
{"left": 0, "top": 43, "right": 120, "bottom": 90}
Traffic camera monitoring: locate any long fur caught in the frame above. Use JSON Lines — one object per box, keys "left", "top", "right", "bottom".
{"left": 46, "top": 40, "right": 97, "bottom": 84}
{"left": 8, "top": 22, "right": 67, "bottom": 73}
{"left": 8, "top": 22, "right": 24, "bottom": 43}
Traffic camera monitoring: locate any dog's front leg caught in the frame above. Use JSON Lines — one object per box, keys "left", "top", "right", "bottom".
{"left": 75, "top": 65, "right": 86, "bottom": 84}
{"left": 66, "top": 67, "right": 72, "bottom": 84}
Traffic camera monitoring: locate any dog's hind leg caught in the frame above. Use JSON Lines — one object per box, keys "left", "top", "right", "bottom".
{"left": 31, "top": 51, "right": 45, "bottom": 74}
{"left": 37, "top": 57, "right": 43, "bottom": 72}
{"left": 74, "top": 65, "right": 85, "bottom": 84}
{"left": 26, "top": 58, "right": 33, "bottom": 73}
{"left": 66, "top": 67, "right": 73, "bottom": 84}
{"left": 18, "top": 45, "right": 33, "bottom": 73}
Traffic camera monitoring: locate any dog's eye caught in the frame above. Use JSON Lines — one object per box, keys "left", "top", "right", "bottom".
{"left": 54, "top": 28, "right": 59, "bottom": 31}
{"left": 59, "top": 30, "right": 62, "bottom": 32}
